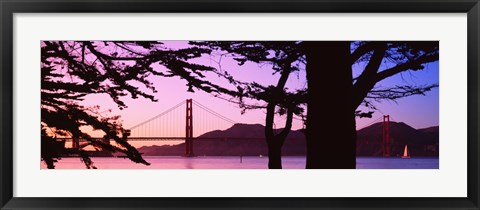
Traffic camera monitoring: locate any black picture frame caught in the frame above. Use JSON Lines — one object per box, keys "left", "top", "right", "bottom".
{"left": 1, "top": 0, "right": 479, "bottom": 209}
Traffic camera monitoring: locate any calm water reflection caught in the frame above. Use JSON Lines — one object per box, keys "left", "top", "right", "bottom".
{"left": 41, "top": 156, "right": 439, "bottom": 169}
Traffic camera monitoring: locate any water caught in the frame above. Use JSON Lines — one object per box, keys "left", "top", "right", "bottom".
{"left": 42, "top": 156, "right": 439, "bottom": 169}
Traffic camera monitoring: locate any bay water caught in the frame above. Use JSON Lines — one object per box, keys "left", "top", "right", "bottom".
{"left": 42, "top": 156, "right": 439, "bottom": 169}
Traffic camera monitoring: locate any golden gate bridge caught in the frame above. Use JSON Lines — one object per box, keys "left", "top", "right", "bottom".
{"left": 58, "top": 99, "right": 395, "bottom": 157}
{"left": 60, "top": 99, "right": 261, "bottom": 157}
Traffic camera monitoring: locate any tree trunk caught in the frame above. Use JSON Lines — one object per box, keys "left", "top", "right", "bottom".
{"left": 304, "top": 41, "right": 357, "bottom": 169}
{"left": 267, "top": 139, "right": 283, "bottom": 169}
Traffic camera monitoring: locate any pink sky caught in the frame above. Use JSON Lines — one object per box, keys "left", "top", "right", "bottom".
{"left": 72, "top": 41, "right": 439, "bottom": 146}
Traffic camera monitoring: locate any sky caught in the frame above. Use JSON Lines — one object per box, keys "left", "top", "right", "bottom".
{"left": 73, "top": 41, "right": 439, "bottom": 143}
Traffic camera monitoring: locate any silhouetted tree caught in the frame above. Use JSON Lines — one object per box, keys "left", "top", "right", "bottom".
{"left": 302, "top": 42, "right": 356, "bottom": 168}
{"left": 41, "top": 41, "right": 234, "bottom": 168}
{"left": 193, "top": 41, "right": 438, "bottom": 169}
{"left": 191, "top": 41, "right": 306, "bottom": 169}
{"left": 48, "top": 41, "right": 436, "bottom": 170}
{"left": 303, "top": 41, "right": 439, "bottom": 168}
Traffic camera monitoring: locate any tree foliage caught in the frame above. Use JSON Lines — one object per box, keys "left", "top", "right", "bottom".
{"left": 41, "top": 40, "right": 439, "bottom": 169}
{"left": 193, "top": 41, "right": 439, "bottom": 169}
{"left": 351, "top": 41, "right": 439, "bottom": 116}
{"left": 302, "top": 41, "right": 439, "bottom": 168}
{"left": 191, "top": 41, "right": 307, "bottom": 168}
{"left": 194, "top": 41, "right": 439, "bottom": 120}
{"left": 41, "top": 41, "right": 229, "bottom": 168}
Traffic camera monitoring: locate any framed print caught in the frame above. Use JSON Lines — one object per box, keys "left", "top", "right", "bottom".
{"left": 1, "top": 0, "right": 479, "bottom": 209}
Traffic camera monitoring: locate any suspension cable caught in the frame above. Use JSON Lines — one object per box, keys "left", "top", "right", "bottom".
{"left": 192, "top": 100, "right": 237, "bottom": 124}
{"left": 128, "top": 100, "right": 185, "bottom": 130}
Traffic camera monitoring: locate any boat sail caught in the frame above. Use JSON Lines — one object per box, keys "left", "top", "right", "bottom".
{"left": 401, "top": 144, "right": 411, "bottom": 158}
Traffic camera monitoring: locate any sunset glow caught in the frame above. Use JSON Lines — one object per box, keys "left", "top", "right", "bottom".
{"left": 41, "top": 41, "right": 439, "bottom": 169}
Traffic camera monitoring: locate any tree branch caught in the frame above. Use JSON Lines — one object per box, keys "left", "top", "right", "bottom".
{"left": 375, "top": 53, "right": 439, "bottom": 82}
{"left": 350, "top": 42, "right": 376, "bottom": 64}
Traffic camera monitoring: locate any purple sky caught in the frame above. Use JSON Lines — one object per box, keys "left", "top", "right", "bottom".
{"left": 78, "top": 41, "right": 439, "bottom": 139}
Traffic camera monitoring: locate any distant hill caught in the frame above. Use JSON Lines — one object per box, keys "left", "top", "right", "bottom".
{"left": 418, "top": 126, "right": 439, "bottom": 143}
{"left": 200, "top": 123, "right": 306, "bottom": 140}
{"left": 137, "top": 122, "right": 438, "bottom": 157}
{"left": 418, "top": 126, "right": 439, "bottom": 134}
{"left": 356, "top": 122, "right": 438, "bottom": 157}
{"left": 138, "top": 123, "right": 306, "bottom": 156}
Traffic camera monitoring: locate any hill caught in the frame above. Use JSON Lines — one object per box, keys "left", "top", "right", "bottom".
{"left": 138, "top": 124, "right": 306, "bottom": 156}
{"left": 137, "top": 122, "right": 438, "bottom": 157}
{"left": 356, "top": 122, "right": 438, "bottom": 156}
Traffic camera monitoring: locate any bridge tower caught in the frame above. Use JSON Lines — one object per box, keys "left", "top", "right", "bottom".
{"left": 382, "top": 115, "right": 391, "bottom": 157}
{"left": 185, "top": 99, "right": 194, "bottom": 157}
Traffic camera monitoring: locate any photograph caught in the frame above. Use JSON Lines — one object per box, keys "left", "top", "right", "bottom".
{"left": 2, "top": 0, "right": 478, "bottom": 208}
{"left": 41, "top": 41, "right": 439, "bottom": 169}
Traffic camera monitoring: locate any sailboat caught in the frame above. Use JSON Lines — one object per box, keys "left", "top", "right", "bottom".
{"left": 401, "top": 144, "right": 411, "bottom": 159}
